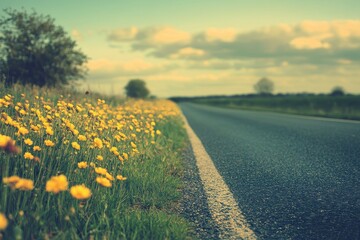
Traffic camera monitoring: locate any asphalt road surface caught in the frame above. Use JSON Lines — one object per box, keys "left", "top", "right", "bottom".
{"left": 179, "top": 103, "right": 360, "bottom": 240}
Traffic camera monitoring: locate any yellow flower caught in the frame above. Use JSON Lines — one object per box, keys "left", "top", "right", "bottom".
{"left": 70, "top": 185, "right": 92, "bottom": 200}
{"left": 71, "top": 142, "right": 80, "bottom": 150}
{"left": 3, "top": 175, "right": 20, "bottom": 184}
{"left": 110, "top": 147, "right": 118, "bottom": 153}
{"left": 46, "top": 127, "right": 54, "bottom": 136}
{"left": 78, "top": 135, "right": 87, "bottom": 141}
{"left": 0, "top": 135, "right": 12, "bottom": 148}
{"left": 156, "top": 130, "right": 161, "bottom": 135}
{"left": 116, "top": 175, "right": 127, "bottom": 181}
{"left": 44, "top": 140, "right": 55, "bottom": 147}
{"left": 96, "top": 155, "right": 103, "bottom": 161}
{"left": 94, "top": 167, "right": 107, "bottom": 175}
{"left": 122, "top": 153, "right": 129, "bottom": 160}
{"left": 130, "top": 142, "right": 137, "bottom": 148}
{"left": 30, "top": 125, "right": 40, "bottom": 132}
{"left": 24, "top": 152, "right": 34, "bottom": 160}
{"left": 46, "top": 175, "right": 68, "bottom": 194}
{"left": 96, "top": 177, "right": 112, "bottom": 187}
{"left": 93, "top": 138, "right": 103, "bottom": 149}
{"left": 105, "top": 173, "right": 114, "bottom": 181}
{"left": 14, "top": 179, "right": 34, "bottom": 190}
{"left": 24, "top": 138, "right": 33, "bottom": 146}
{"left": 33, "top": 146, "right": 41, "bottom": 151}
{"left": 0, "top": 134, "right": 20, "bottom": 154}
{"left": 77, "top": 161, "right": 88, "bottom": 169}
{"left": 18, "top": 127, "right": 29, "bottom": 135}
{"left": 0, "top": 213, "right": 8, "bottom": 230}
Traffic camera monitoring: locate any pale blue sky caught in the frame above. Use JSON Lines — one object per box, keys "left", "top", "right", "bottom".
{"left": 1, "top": 1, "right": 360, "bottom": 97}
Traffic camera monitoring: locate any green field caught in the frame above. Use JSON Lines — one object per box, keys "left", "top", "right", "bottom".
{"left": 179, "top": 94, "right": 360, "bottom": 120}
{"left": 0, "top": 83, "right": 192, "bottom": 239}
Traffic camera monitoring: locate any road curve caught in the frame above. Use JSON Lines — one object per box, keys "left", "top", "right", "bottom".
{"left": 179, "top": 103, "right": 360, "bottom": 240}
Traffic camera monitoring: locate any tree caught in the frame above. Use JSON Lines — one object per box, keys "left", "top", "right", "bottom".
{"left": 124, "top": 79, "right": 150, "bottom": 98}
{"left": 330, "top": 86, "right": 345, "bottom": 96}
{"left": 254, "top": 77, "right": 274, "bottom": 95}
{"left": 0, "top": 9, "right": 88, "bottom": 87}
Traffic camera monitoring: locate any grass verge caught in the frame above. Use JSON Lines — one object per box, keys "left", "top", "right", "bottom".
{"left": 0, "top": 83, "right": 191, "bottom": 239}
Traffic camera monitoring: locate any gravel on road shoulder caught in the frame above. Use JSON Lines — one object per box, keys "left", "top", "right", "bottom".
{"left": 178, "top": 143, "right": 220, "bottom": 240}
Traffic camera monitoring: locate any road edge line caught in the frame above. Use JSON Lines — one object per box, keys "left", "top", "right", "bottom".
{"left": 181, "top": 113, "right": 257, "bottom": 240}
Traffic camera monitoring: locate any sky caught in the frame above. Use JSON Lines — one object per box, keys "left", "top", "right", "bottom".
{"left": 1, "top": 0, "right": 360, "bottom": 97}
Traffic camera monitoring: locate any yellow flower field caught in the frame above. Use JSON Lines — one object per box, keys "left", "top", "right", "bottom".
{"left": 0, "top": 86, "right": 189, "bottom": 239}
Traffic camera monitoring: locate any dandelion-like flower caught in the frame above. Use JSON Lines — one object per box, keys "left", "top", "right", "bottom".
{"left": 24, "top": 138, "right": 33, "bottom": 146}
{"left": 77, "top": 161, "right": 88, "bottom": 169}
{"left": 0, "top": 134, "right": 20, "bottom": 154}
{"left": 46, "top": 175, "right": 68, "bottom": 194}
{"left": 18, "top": 127, "right": 29, "bottom": 135}
{"left": 116, "top": 175, "right": 127, "bottom": 181}
{"left": 96, "top": 155, "right": 103, "bottom": 161}
{"left": 96, "top": 177, "right": 112, "bottom": 187}
{"left": 93, "top": 138, "right": 103, "bottom": 149}
{"left": 78, "top": 135, "right": 87, "bottom": 141}
{"left": 44, "top": 140, "right": 55, "bottom": 147}
{"left": 72, "top": 142, "right": 80, "bottom": 150}
{"left": 94, "top": 167, "right": 107, "bottom": 175}
{"left": 0, "top": 213, "right": 8, "bottom": 230}
{"left": 33, "top": 146, "right": 41, "bottom": 151}
{"left": 70, "top": 185, "right": 92, "bottom": 200}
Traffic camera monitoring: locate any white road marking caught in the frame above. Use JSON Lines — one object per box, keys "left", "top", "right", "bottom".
{"left": 181, "top": 114, "right": 257, "bottom": 240}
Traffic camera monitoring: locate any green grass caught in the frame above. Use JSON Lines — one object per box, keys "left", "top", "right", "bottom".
{"left": 0, "top": 82, "right": 192, "bottom": 239}
{"left": 191, "top": 95, "right": 360, "bottom": 120}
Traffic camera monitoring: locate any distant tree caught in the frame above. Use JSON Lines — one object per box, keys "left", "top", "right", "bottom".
{"left": 254, "top": 77, "right": 274, "bottom": 95}
{"left": 330, "top": 86, "right": 345, "bottom": 96}
{"left": 124, "top": 79, "right": 150, "bottom": 98}
{"left": 0, "top": 9, "right": 88, "bottom": 87}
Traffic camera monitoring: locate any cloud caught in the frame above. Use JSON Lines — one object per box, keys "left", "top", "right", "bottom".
{"left": 107, "top": 27, "right": 138, "bottom": 41}
{"left": 106, "top": 20, "right": 360, "bottom": 65}
{"left": 205, "top": 28, "right": 237, "bottom": 42}
{"left": 171, "top": 47, "right": 206, "bottom": 59}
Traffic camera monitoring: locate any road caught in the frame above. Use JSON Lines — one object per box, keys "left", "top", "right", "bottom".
{"left": 179, "top": 103, "right": 360, "bottom": 240}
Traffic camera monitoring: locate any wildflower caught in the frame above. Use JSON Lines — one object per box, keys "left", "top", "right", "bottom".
{"left": 77, "top": 161, "right": 88, "bottom": 169}
{"left": 19, "top": 210, "right": 24, "bottom": 217}
{"left": 18, "top": 127, "right": 29, "bottom": 135}
{"left": 96, "top": 177, "right": 112, "bottom": 187}
{"left": 30, "top": 125, "right": 40, "bottom": 132}
{"left": 0, "top": 134, "right": 20, "bottom": 154}
{"left": 156, "top": 130, "right": 161, "bottom": 135}
{"left": 14, "top": 178, "right": 34, "bottom": 190}
{"left": 89, "top": 162, "right": 96, "bottom": 168}
{"left": 94, "top": 167, "right": 107, "bottom": 175}
{"left": 0, "top": 213, "right": 8, "bottom": 230}
{"left": 44, "top": 140, "right": 55, "bottom": 147}
{"left": 122, "top": 152, "right": 129, "bottom": 160}
{"left": 116, "top": 175, "right": 127, "bottom": 181}
{"left": 24, "top": 152, "right": 34, "bottom": 160}
{"left": 46, "top": 127, "right": 54, "bottom": 136}
{"left": 24, "top": 138, "right": 33, "bottom": 146}
{"left": 33, "top": 146, "right": 41, "bottom": 151}
{"left": 46, "top": 175, "right": 68, "bottom": 194}
{"left": 93, "top": 138, "right": 103, "bottom": 149}
{"left": 71, "top": 142, "right": 80, "bottom": 150}
{"left": 131, "top": 142, "right": 137, "bottom": 148}
{"left": 78, "top": 135, "right": 87, "bottom": 141}
{"left": 70, "top": 185, "right": 92, "bottom": 200}
{"left": 3, "top": 176, "right": 21, "bottom": 184}
{"left": 96, "top": 155, "right": 103, "bottom": 161}
{"left": 105, "top": 173, "right": 114, "bottom": 181}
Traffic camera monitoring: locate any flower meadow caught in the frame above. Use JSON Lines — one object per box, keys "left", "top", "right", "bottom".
{"left": 0, "top": 85, "right": 189, "bottom": 239}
